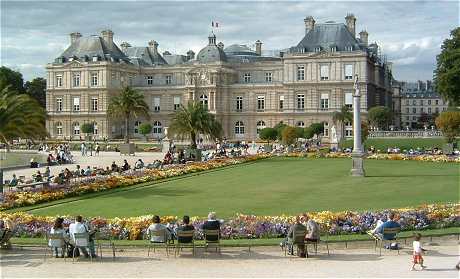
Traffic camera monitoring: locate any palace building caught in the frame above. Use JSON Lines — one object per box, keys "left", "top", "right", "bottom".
{"left": 45, "top": 14, "right": 394, "bottom": 142}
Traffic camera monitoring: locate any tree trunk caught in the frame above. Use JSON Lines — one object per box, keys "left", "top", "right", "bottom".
{"left": 190, "top": 131, "right": 197, "bottom": 149}
{"left": 125, "top": 115, "right": 130, "bottom": 143}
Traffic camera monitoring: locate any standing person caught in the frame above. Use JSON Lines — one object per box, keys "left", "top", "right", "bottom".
{"left": 80, "top": 143, "right": 85, "bottom": 156}
{"left": 95, "top": 143, "right": 100, "bottom": 156}
{"left": 89, "top": 143, "right": 93, "bottom": 156}
{"left": 411, "top": 233, "right": 427, "bottom": 271}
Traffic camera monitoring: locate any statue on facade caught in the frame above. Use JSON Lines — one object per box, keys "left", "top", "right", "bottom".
{"left": 331, "top": 125, "right": 338, "bottom": 144}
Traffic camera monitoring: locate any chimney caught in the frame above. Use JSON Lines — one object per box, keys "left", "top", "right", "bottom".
{"left": 345, "top": 14, "right": 356, "bottom": 37}
{"left": 186, "top": 50, "right": 195, "bottom": 60}
{"left": 359, "top": 30, "right": 368, "bottom": 46}
{"left": 304, "top": 16, "right": 315, "bottom": 35}
{"left": 101, "top": 30, "right": 114, "bottom": 49}
{"left": 217, "top": 42, "right": 224, "bottom": 49}
{"left": 148, "top": 40, "right": 159, "bottom": 54}
{"left": 255, "top": 40, "right": 262, "bottom": 56}
{"left": 70, "top": 32, "right": 82, "bottom": 44}
{"left": 120, "top": 42, "right": 131, "bottom": 53}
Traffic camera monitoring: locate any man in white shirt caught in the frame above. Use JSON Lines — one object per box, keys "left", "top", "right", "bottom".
{"left": 68, "top": 216, "right": 90, "bottom": 257}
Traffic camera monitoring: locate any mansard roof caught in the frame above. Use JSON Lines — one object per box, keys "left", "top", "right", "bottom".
{"left": 124, "top": 47, "right": 167, "bottom": 66}
{"left": 224, "top": 44, "right": 258, "bottom": 56}
{"left": 57, "top": 36, "right": 130, "bottom": 63}
{"left": 293, "top": 22, "right": 363, "bottom": 52}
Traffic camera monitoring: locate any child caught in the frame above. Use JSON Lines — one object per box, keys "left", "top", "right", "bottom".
{"left": 412, "top": 233, "right": 427, "bottom": 271}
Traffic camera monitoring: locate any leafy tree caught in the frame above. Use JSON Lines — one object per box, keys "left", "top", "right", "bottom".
{"left": 107, "top": 86, "right": 150, "bottom": 143}
{"left": 259, "top": 127, "right": 277, "bottom": 144}
{"left": 169, "top": 101, "right": 222, "bottom": 149}
{"left": 281, "top": 126, "right": 297, "bottom": 145}
{"left": 434, "top": 27, "right": 460, "bottom": 106}
{"left": 332, "top": 105, "right": 353, "bottom": 140}
{"left": 0, "top": 66, "right": 24, "bottom": 93}
{"left": 368, "top": 106, "right": 392, "bottom": 129}
{"left": 309, "top": 122, "right": 324, "bottom": 136}
{"left": 273, "top": 122, "right": 287, "bottom": 140}
{"left": 0, "top": 86, "right": 47, "bottom": 150}
{"left": 80, "top": 123, "right": 94, "bottom": 140}
{"left": 138, "top": 123, "right": 152, "bottom": 141}
{"left": 25, "top": 77, "right": 46, "bottom": 107}
{"left": 303, "top": 127, "right": 314, "bottom": 139}
{"left": 295, "top": 127, "right": 304, "bottom": 139}
{"left": 435, "top": 111, "right": 460, "bottom": 143}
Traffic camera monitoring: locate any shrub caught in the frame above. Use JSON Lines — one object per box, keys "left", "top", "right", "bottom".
{"left": 435, "top": 111, "right": 460, "bottom": 143}
{"left": 259, "top": 128, "right": 277, "bottom": 144}
{"left": 282, "top": 126, "right": 297, "bottom": 145}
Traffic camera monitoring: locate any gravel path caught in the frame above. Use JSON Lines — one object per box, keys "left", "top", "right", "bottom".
{"left": 1, "top": 240, "right": 459, "bottom": 278}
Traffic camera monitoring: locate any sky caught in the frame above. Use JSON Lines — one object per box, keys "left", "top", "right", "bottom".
{"left": 1, "top": 0, "right": 459, "bottom": 82}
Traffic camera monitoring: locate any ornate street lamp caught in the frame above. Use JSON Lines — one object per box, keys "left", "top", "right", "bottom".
{"left": 350, "top": 74, "right": 365, "bottom": 176}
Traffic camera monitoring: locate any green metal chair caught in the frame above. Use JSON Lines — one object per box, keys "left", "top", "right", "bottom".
{"left": 203, "top": 229, "right": 221, "bottom": 254}
{"left": 175, "top": 230, "right": 195, "bottom": 257}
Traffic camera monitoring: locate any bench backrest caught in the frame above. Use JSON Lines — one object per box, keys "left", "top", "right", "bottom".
{"left": 48, "top": 232, "right": 65, "bottom": 247}
{"left": 73, "top": 232, "right": 89, "bottom": 247}
{"left": 177, "top": 230, "right": 195, "bottom": 243}
{"left": 203, "top": 229, "right": 220, "bottom": 242}
{"left": 382, "top": 227, "right": 401, "bottom": 234}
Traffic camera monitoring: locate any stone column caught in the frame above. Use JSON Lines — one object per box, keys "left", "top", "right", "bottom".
{"left": 351, "top": 75, "right": 365, "bottom": 176}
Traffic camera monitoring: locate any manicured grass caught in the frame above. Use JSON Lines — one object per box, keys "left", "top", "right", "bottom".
{"left": 20, "top": 157, "right": 459, "bottom": 218}
{"left": 341, "top": 138, "right": 459, "bottom": 151}
{"left": 10, "top": 227, "right": 460, "bottom": 247}
{"left": 0, "top": 151, "right": 46, "bottom": 168}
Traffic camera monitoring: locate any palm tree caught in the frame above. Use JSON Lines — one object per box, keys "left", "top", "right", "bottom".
{"left": 168, "top": 101, "right": 222, "bottom": 149}
{"left": 107, "top": 86, "right": 150, "bottom": 143}
{"left": 332, "top": 105, "right": 353, "bottom": 142}
{"left": 0, "top": 86, "right": 47, "bottom": 150}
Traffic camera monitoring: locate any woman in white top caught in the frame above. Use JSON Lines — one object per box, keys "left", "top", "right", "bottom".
{"left": 49, "top": 218, "right": 67, "bottom": 258}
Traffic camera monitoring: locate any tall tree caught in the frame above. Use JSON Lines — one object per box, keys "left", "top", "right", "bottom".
{"left": 25, "top": 77, "right": 46, "bottom": 107}
{"left": 368, "top": 106, "right": 392, "bottom": 129}
{"left": 168, "top": 101, "right": 222, "bottom": 149}
{"left": 281, "top": 126, "right": 297, "bottom": 145}
{"left": 332, "top": 105, "right": 353, "bottom": 140}
{"left": 0, "top": 86, "right": 47, "bottom": 149}
{"left": 435, "top": 111, "right": 460, "bottom": 143}
{"left": 0, "top": 66, "right": 25, "bottom": 93}
{"left": 107, "top": 86, "right": 150, "bottom": 143}
{"left": 434, "top": 27, "right": 460, "bottom": 107}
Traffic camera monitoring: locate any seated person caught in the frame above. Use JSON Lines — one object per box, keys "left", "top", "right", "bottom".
{"left": 69, "top": 215, "right": 96, "bottom": 258}
{"left": 281, "top": 216, "right": 307, "bottom": 257}
{"left": 64, "top": 168, "right": 72, "bottom": 181}
{"left": 121, "top": 160, "right": 130, "bottom": 171}
{"left": 49, "top": 217, "right": 68, "bottom": 258}
{"left": 374, "top": 212, "right": 401, "bottom": 240}
{"left": 30, "top": 158, "right": 39, "bottom": 168}
{"left": 176, "top": 215, "right": 195, "bottom": 243}
{"left": 34, "top": 171, "right": 43, "bottom": 182}
{"left": 134, "top": 159, "right": 144, "bottom": 170}
{"left": 111, "top": 161, "right": 118, "bottom": 172}
{"left": 147, "top": 215, "right": 171, "bottom": 243}
{"left": 104, "top": 166, "right": 111, "bottom": 175}
{"left": 84, "top": 166, "right": 92, "bottom": 176}
{"left": 9, "top": 174, "right": 18, "bottom": 187}
{"left": 201, "top": 212, "right": 220, "bottom": 242}
{"left": 304, "top": 214, "right": 320, "bottom": 242}
{"left": 74, "top": 165, "right": 82, "bottom": 177}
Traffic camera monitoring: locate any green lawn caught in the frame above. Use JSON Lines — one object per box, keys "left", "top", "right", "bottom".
{"left": 341, "top": 138, "right": 459, "bottom": 151}
{"left": 0, "top": 151, "right": 46, "bottom": 168}
{"left": 20, "top": 157, "right": 459, "bottom": 218}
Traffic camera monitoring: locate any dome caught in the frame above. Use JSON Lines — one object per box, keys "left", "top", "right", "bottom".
{"left": 197, "top": 32, "right": 227, "bottom": 63}
{"left": 224, "top": 44, "right": 258, "bottom": 56}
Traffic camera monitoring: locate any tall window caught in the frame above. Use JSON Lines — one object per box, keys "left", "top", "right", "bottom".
{"left": 91, "top": 72, "right": 98, "bottom": 86}
{"left": 428, "top": 107, "right": 431, "bottom": 114}
{"left": 73, "top": 122, "right": 80, "bottom": 135}
{"left": 428, "top": 99, "right": 431, "bottom": 105}
{"left": 93, "top": 122, "right": 98, "bottom": 135}
{"left": 200, "top": 94, "right": 208, "bottom": 109}
{"left": 174, "top": 96, "right": 181, "bottom": 111}
{"left": 235, "top": 121, "right": 245, "bottom": 134}
{"left": 56, "top": 98, "right": 63, "bottom": 112}
{"left": 265, "top": 72, "right": 272, "bottom": 82}
{"left": 412, "top": 100, "right": 417, "bottom": 105}
{"left": 420, "top": 100, "right": 424, "bottom": 106}
{"left": 420, "top": 107, "right": 424, "bottom": 113}
{"left": 165, "top": 75, "right": 172, "bottom": 85}
{"left": 345, "top": 92, "right": 353, "bottom": 109}
{"left": 244, "top": 73, "right": 251, "bottom": 83}
{"left": 435, "top": 107, "right": 439, "bottom": 113}
{"left": 320, "top": 93, "right": 329, "bottom": 110}
{"left": 153, "top": 121, "right": 162, "bottom": 134}
{"left": 73, "top": 97, "right": 80, "bottom": 111}
{"left": 56, "top": 74, "right": 63, "bottom": 87}
{"left": 406, "top": 108, "right": 409, "bottom": 113}
{"left": 279, "top": 95, "right": 284, "bottom": 110}
{"left": 73, "top": 72, "right": 80, "bottom": 87}
{"left": 297, "top": 94, "right": 305, "bottom": 110}
{"left": 153, "top": 97, "right": 160, "bottom": 112}
{"left": 236, "top": 96, "right": 243, "bottom": 111}
{"left": 134, "top": 121, "right": 141, "bottom": 134}
{"left": 344, "top": 64, "right": 353, "bottom": 80}
{"left": 345, "top": 122, "right": 353, "bottom": 137}
{"left": 320, "top": 65, "right": 329, "bottom": 80}
{"left": 56, "top": 122, "right": 63, "bottom": 135}
{"left": 91, "top": 97, "right": 98, "bottom": 111}
{"left": 323, "top": 122, "right": 329, "bottom": 137}
{"left": 435, "top": 100, "right": 439, "bottom": 105}
{"left": 297, "top": 65, "right": 305, "bottom": 81}
{"left": 296, "top": 121, "right": 305, "bottom": 128}
{"left": 257, "top": 96, "right": 265, "bottom": 111}
{"left": 412, "top": 108, "right": 416, "bottom": 113}
{"left": 256, "top": 120, "right": 266, "bottom": 134}
{"left": 405, "top": 100, "right": 409, "bottom": 105}
{"left": 147, "top": 75, "right": 153, "bottom": 85}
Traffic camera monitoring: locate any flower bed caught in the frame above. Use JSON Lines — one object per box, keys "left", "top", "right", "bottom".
{"left": 1, "top": 203, "right": 458, "bottom": 240}
{"left": 285, "top": 152, "right": 460, "bottom": 163}
{"left": 0, "top": 154, "right": 270, "bottom": 210}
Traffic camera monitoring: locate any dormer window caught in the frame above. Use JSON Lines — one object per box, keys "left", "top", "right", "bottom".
{"left": 330, "top": 46, "right": 337, "bottom": 52}
{"left": 92, "top": 56, "right": 99, "bottom": 62}
{"left": 346, "top": 45, "right": 353, "bottom": 51}
{"left": 315, "top": 47, "right": 321, "bottom": 52}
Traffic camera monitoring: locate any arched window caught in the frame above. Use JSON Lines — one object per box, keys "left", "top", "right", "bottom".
{"left": 73, "top": 122, "right": 80, "bottom": 135}
{"left": 153, "top": 121, "right": 162, "bottom": 134}
{"left": 256, "top": 120, "right": 266, "bottom": 134}
{"left": 134, "top": 121, "right": 141, "bottom": 134}
{"left": 235, "top": 121, "right": 245, "bottom": 135}
{"left": 200, "top": 94, "right": 208, "bottom": 108}
{"left": 296, "top": 121, "right": 305, "bottom": 128}
{"left": 56, "top": 122, "right": 63, "bottom": 135}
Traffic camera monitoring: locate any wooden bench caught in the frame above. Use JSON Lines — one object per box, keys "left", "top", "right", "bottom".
{"left": 14, "top": 181, "right": 49, "bottom": 191}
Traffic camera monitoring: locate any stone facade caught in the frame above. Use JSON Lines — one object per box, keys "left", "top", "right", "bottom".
{"left": 46, "top": 15, "right": 393, "bottom": 142}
